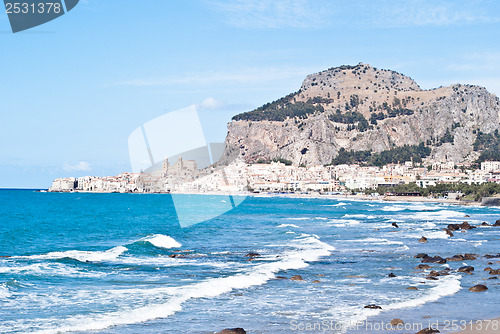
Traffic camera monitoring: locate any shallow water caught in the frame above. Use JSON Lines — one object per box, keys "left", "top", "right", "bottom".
{"left": 1, "top": 190, "right": 499, "bottom": 333}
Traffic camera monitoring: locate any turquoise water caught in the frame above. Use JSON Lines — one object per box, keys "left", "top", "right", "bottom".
{"left": 1, "top": 190, "right": 500, "bottom": 333}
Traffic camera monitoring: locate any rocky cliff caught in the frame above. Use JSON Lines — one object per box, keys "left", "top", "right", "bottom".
{"left": 222, "top": 63, "right": 500, "bottom": 166}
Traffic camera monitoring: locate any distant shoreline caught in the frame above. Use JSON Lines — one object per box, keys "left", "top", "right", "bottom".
{"left": 41, "top": 189, "right": 488, "bottom": 206}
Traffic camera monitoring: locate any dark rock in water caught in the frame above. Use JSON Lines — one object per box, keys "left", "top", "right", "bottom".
{"left": 447, "top": 224, "right": 461, "bottom": 231}
{"left": 415, "top": 253, "right": 428, "bottom": 258}
{"left": 485, "top": 253, "right": 500, "bottom": 259}
{"left": 169, "top": 254, "right": 187, "bottom": 258}
{"left": 406, "top": 286, "right": 419, "bottom": 290}
{"left": 217, "top": 328, "right": 246, "bottom": 334}
{"left": 488, "top": 262, "right": 493, "bottom": 265}
{"left": 416, "top": 328, "right": 440, "bottom": 334}
{"left": 415, "top": 264, "right": 431, "bottom": 270}
{"left": 245, "top": 252, "right": 260, "bottom": 258}
{"left": 488, "top": 269, "right": 500, "bottom": 275}
{"left": 459, "top": 221, "right": 476, "bottom": 230}
{"left": 447, "top": 255, "right": 465, "bottom": 261}
{"left": 390, "top": 318, "right": 405, "bottom": 326}
{"left": 276, "top": 276, "right": 287, "bottom": 279}
{"left": 468, "top": 284, "right": 488, "bottom": 292}
{"left": 428, "top": 270, "right": 440, "bottom": 277}
{"left": 290, "top": 275, "right": 304, "bottom": 281}
{"left": 458, "top": 266, "right": 474, "bottom": 273}
{"left": 445, "top": 229, "right": 454, "bottom": 237}
{"left": 426, "top": 276, "right": 439, "bottom": 280}
{"left": 488, "top": 276, "right": 498, "bottom": 280}
{"left": 464, "top": 254, "right": 477, "bottom": 260}
{"left": 484, "top": 267, "right": 493, "bottom": 271}
{"left": 422, "top": 256, "right": 446, "bottom": 264}
{"left": 419, "top": 236, "right": 428, "bottom": 243}
{"left": 494, "top": 219, "right": 500, "bottom": 226}
{"left": 364, "top": 304, "right": 382, "bottom": 309}
{"left": 481, "top": 222, "right": 490, "bottom": 226}
{"left": 312, "top": 280, "right": 321, "bottom": 283}
{"left": 464, "top": 215, "right": 470, "bottom": 218}
{"left": 392, "top": 222, "right": 399, "bottom": 228}
{"left": 388, "top": 273, "right": 396, "bottom": 277}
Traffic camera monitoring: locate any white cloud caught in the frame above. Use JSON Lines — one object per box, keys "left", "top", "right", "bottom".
{"left": 63, "top": 161, "right": 91, "bottom": 172}
{"left": 197, "top": 97, "right": 224, "bottom": 110}
{"left": 208, "top": 0, "right": 499, "bottom": 29}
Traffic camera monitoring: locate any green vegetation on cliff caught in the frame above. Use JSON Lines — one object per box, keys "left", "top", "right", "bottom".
{"left": 474, "top": 130, "right": 500, "bottom": 162}
{"left": 232, "top": 93, "right": 325, "bottom": 122}
{"left": 331, "top": 143, "right": 431, "bottom": 166}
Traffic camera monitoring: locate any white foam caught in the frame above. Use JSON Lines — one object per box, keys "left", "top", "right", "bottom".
{"left": 328, "top": 219, "right": 360, "bottom": 227}
{"left": 277, "top": 224, "right": 301, "bottom": 228}
{"left": 343, "top": 214, "right": 376, "bottom": 219}
{"left": 143, "top": 234, "right": 182, "bottom": 249}
{"left": 27, "top": 234, "right": 335, "bottom": 334}
{"left": 315, "top": 217, "right": 329, "bottom": 220}
{"left": 286, "top": 217, "right": 310, "bottom": 220}
{"left": 337, "top": 275, "right": 461, "bottom": 329}
{"left": 0, "top": 284, "right": 11, "bottom": 299}
{"left": 345, "top": 238, "right": 404, "bottom": 246}
{"left": 23, "top": 246, "right": 127, "bottom": 263}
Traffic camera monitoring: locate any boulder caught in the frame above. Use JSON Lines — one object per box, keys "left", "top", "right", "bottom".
{"left": 485, "top": 253, "right": 500, "bottom": 259}
{"left": 244, "top": 252, "right": 260, "bottom": 258}
{"left": 364, "top": 304, "right": 382, "bottom": 309}
{"left": 458, "top": 266, "right": 474, "bottom": 273}
{"left": 392, "top": 222, "right": 399, "bottom": 228}
{"left": 459, "top": 221, "right": 476, "bottom": 230}
{"left": 276, "top": 276, "right": 287, "bottom": 280}
{"left": 312, "top": 280, "right": 321, "bottom": 283}
{"left": 426, "top": 277, "right": 439, "bottom": 280}
{"left": 419, "top": 236, "right": 428, "bottom": 243}
{"left": 447, "top": 224, "right": 460, "bottom": 231}
{"left": 422, "top": 256, "right": 446, "bottom": 264}
{"left": 488, "top": 269, "right": 500, "bottom": 275}
{"left": 464, "top": 215, "right": 470, "bottom": 218}
{"left": 481, "top": 222, "right": 490, "bottom": 226}
{"left": 390, "top": 318, "right": 404, "bottom": 326}
{"left": 415, "top": 253, "right": 428, "bottom": 258}
{"left": 484, "top": 267, "right": 493, "bottom": 271}
{"left": 217, "top": 328, "right": 246, "bottom": 334}
{"left": 388, "top": 273, "right": 397, "bottom": 277}
{"left": 445, "top": 229, "right": 454, "bottom": 237}
{"left": 290, "top": 275, "right": 304, "bottom": 281}
{"left": 494, "top": 219, "right": 500, "bottom": 226}
{"left": 406, "top": 286, "right": 419, "bottom": 290}
{"left": 416, "top": 328, "right": 440, "bottom": 334}
{"left": 464, "top": 254, "right": 477, "bottom": 260}
{"left": 468, "top": 284, "right": 488, "bottom": 292}
{"left": 415, "top": 264, "right": 431, "bottom": 270}
{"left": 427, "top": 270, "right": 440, "bottom": 277}
{"left": 446, "top": 255, "right": 465, "bottom": 261}
{"left": 488, "top": 276, "right": 498, "bottom": 280}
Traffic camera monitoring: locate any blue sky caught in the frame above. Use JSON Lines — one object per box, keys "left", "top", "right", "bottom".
{"left": 1, "top": 0, "right": 500, "bottom": 188}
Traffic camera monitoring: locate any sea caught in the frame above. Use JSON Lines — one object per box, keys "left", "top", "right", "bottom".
{"left": 1, "top": 189, "right": 499, "bottom": 334}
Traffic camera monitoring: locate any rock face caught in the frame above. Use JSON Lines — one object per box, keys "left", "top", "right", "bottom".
{"left": 222, "top": 63, "right": 500, "bottom": 166}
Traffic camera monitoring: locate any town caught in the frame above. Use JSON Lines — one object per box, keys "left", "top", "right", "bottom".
{"left": 49, "top": 157, "right": 500, "bottom": 199}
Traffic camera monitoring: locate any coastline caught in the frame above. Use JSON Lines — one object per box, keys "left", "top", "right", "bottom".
{"left": 44, "top": 189, "right": 484, "bottom": 207}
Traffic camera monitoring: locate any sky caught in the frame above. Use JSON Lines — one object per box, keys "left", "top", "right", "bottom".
{"left": 1, "top": 0, "right": 500, "bottom": 188}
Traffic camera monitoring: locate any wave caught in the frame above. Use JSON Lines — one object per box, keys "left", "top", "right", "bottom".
{"left": 21, "top": 246, "right": 127, "bottom": 263}
{"left": 277, "top": 224, "right": 301, "bottom": 228}
{"left": 338, "top": 274, "right": 462, "bottom": 329}
{"left": 285, "top": 217, "right": 310, "bottom": 220}
{"left": 328, "top": 219, "right": 360, "bottom": 227}
{"left": 343, "top": 214, "right": 376, "bottom": 219}
{"left": 0, "top": 283, "right": 11, "bottom": 299}
{"left": 143, "top": 234, "right": 182, "bottom": 249}
{"left": 345, "top": 238, "right": 404, "bottom": 246}
{"left": 27, "top": 234, "right": 334, "bottom": 334}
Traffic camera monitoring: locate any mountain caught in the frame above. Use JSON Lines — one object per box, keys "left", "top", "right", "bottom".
{"left": 222, "top": 63, "right": 500, "bottom": 166}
